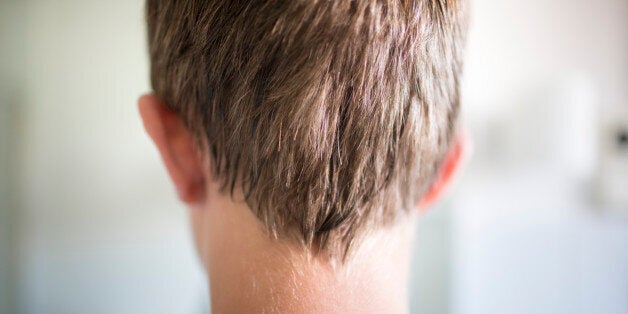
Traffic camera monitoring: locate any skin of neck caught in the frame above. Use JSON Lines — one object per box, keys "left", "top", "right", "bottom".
{"left": 188, "top": 177, "right": 417, "bottom": 314}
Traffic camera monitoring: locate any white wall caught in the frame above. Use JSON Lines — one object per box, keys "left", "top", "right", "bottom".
{"left": 453, "top": 0, "right": 628, "bottom": 313}
{"left": 1, "top": 1, "right": 206, "bottom": 313}
{"left": 1, "top": 1, "right": 27, "bottom": 313}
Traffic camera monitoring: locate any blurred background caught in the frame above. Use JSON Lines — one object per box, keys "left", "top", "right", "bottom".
{"left": 0, "top": 0, "right": 626, "bottom": 313}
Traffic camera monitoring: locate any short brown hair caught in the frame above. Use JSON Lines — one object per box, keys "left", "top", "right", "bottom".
{"left": 146, "top": 0, "right": 467, "bottom": 258}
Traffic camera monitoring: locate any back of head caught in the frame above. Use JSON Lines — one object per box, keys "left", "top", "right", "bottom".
{"left": 146, "top": 0, "right": 467, "bottom": 259}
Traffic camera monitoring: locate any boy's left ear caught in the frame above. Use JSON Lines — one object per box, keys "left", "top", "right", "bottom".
{"left": 138, "top": 94, "right": 206, "bottom": 204}
{"left": 416, "top": 133, "right": 469, "bottom": 211}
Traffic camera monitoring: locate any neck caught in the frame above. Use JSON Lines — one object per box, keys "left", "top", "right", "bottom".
{"left": 191, "top": 191, "right": 416, "bottom": 313}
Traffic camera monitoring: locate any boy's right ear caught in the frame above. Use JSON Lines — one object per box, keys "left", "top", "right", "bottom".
{"left": 416, "top": 134, "right": 469, "bottom": 212}
{"left": 138, "top": 94, "right": 206, "bottom": 204}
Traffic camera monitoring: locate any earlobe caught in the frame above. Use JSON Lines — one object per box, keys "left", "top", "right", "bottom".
{"left": 138, "top": 94, "right": 206, "bottom": 204}
{"left": 417, "top": 134, "right": 469, "bottom": 211}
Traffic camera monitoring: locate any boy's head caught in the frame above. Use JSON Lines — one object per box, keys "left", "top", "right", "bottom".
{"left": 141, "top": 0, "right": 467, "bottom": 259}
